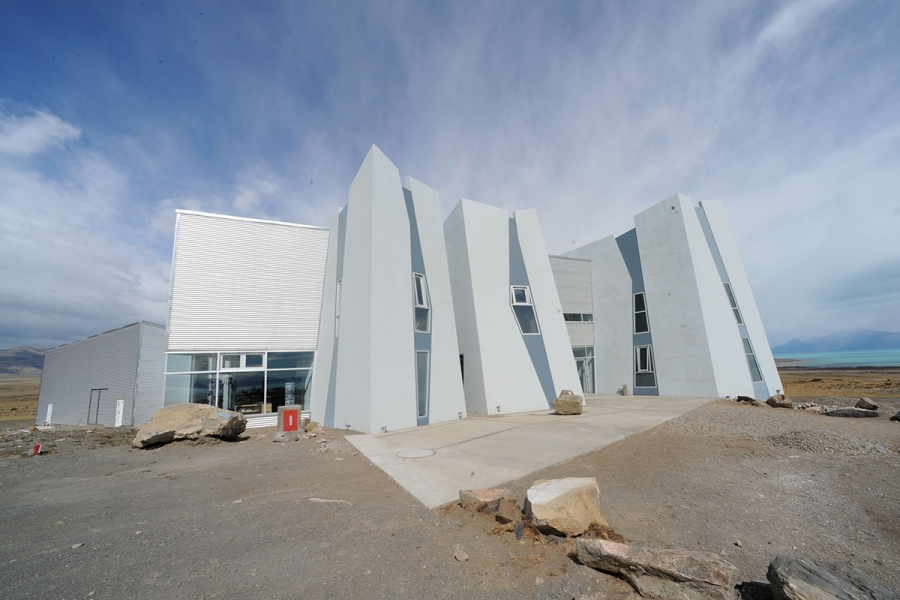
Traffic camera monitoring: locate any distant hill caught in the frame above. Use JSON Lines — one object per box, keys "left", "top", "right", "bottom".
{"left": 772, "top": 330, "right": 900, "bottom": 354}
{"left": 0, "top": 346, "right": 45, "bottom": 377}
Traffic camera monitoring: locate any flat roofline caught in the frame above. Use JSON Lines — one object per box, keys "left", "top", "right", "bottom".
{"left": 47, "top": 321, "right": 165, "bottom": 351}
{"left": 175, "top": 209, "right": 328, "bottom": 231}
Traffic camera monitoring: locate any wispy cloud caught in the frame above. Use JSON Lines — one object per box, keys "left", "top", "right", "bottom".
{"left": 0, "top": 107, "right": 82, "bottom": 156}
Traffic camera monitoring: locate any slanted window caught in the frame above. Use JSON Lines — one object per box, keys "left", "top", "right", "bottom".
{"left": 413, "top": 273, "right": 430, "bottom": 333}
{"left": 510, "top": 286, "right": 540, "bottom": 334}
{"left": 416, "top": 351, "right": 429, "bottom": 418}
{"left": 634, "top": 345, "right": 656, "bottom": 388}
{"left": 634, "top": 293, "right": 649, "bottom": 334}
{"left": 335, "top": 279, "right": 342, "bottom": 338}
{"left": 724, "top": 283, "right": 743, "bottom": 325}
{"left": 742, "top": 337, "right": 763, "bottom": 382}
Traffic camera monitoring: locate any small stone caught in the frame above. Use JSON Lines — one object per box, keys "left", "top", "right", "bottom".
{"left": 454, "top": 545, "right": 469, "bottom": 562}
{"left": 734, "top": 540, "right": 742, "bottom": 548}
{"left": 72, "top": 543, "right": 84, "bottom": 549}
{"left": 766, "top": 394, "right": 793, "bottom": 409}
{"left": 735, "top": 396, "right": 754, "bottom": 403}
{"left": 273, "top": 436, "right": 288, "bottom": 443}
{"left": 855, "top": 397, "right": 879, "bottom": 411}
{"left": 459, "top": 488, "right": 520, "bottom": 524}
{"left": 891, "top": 411, "right": 900, "bottom": 422}
{"left": 535, "top": 576, "right": 544, "bottom": 585}
{"left": 515, "top": 523, "right": 525, "bottom": 540}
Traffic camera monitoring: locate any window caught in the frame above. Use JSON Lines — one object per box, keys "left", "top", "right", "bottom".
{"left": 634, "top": 345, "right": 656, "bottom": 388}
{"left": 220, "top": 354, "right": 241, "bottom": 369}
{"left": 510, "top": 286, "right": 540, "bottom": 334}
{"left": 413, "top": 273, "right": 430, "bottom": 333}
{"left": 724, "top": 283, "right": 743, "bottom": 325}
{"left": 166, "top": 353, "right": 217, "bottom": 373}
{"left": 634, "top": 293, "right": 649, "bottom": 334}
{"left": 416, "top": 351, "right": 429, "bottom": 418}
{"left": 335, "top": 279, "right": 342, "bottom": 338}
{"left": 742, "top": 337, "right": 763, "bottom": 382}
{"left": 564, "top": 313, "right": 593, "bottom": 322}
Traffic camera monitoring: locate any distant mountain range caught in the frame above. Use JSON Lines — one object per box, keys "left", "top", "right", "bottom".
{"left": 0, "top": 346, "right": 45, "bottom": 377}
{"left": 772, "top": 330, "right": 900, "bottom": 354}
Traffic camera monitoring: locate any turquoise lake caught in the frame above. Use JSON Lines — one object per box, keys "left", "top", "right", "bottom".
{"left": 773, "top": 348, "right": 900, "bottom": 368}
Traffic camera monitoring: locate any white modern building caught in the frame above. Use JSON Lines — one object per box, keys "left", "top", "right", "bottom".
{"left": 39, "top": 146, "right": 782, "bottom": 430}
{"left": 557, "top": 194, "right": 782, "bottom": 399}
{"left": 36, "top": 322, "right": 165, "bottom": 427}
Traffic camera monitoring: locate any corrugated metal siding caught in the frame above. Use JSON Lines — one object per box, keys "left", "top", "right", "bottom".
{"left": 35, "top": 323, "right": 141, "bottom": 427}
{"left": 566, "top": 323, "right": 595, "bottom": 346}
{"left": 167, "top": 212, "right": 330, "bottom": 351}
{"left": 133, "top": 323, "right": 166, "bottom": 425}
{"left": 549, "top": 256, "right": 593, "bottom": 313}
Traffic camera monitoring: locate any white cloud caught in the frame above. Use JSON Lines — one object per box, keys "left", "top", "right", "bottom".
{"left": 0, "top": 108, "right": 82, "bottom": 157}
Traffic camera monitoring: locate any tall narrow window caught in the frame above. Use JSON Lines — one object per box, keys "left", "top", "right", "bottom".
{"left": 413, "top": 273, "right": 430, "bottom": 333}
{"left": 335, "top": 279, "right": 342, "bottom": 338}
{"left": 510, "top": 285, "right": 540, "bottom": 334}
{"left": 634, "top": 292, "right": 649, "bottom": 334}
{"left": 742, "top": 337, "right": 763, "bottom": 382}
{"left": 724, "top": 283, "right": 743, "bottom": 325}
{"left": 416, "top": 351, "right": 429, "bottom": 418}
{"left": 634, "top": 345, "right": 656, "bottom": 388}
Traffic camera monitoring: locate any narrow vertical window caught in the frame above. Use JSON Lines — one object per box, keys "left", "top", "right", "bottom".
{"left": 634, "top": 345, "right": 656, "bottom": 388}
{"left": 413, "top": 273, "right": 430, "bottom": 333}
{"left": 634, "top": 293, "right": 649, "bottom": 334}
{"left": 742, "top": 337, "right": 763, "bottom": 382}
{"left": 724, "top": 283, "right": 743, "bottom": 325}
{"left": 335, "top": 279, "right": 342, "bottom": 338}
{"left": 416, "top": 351, "right": 429, "bottom": 418}
{"left": 510, "top": 286, "right": 540, "bottom": 334}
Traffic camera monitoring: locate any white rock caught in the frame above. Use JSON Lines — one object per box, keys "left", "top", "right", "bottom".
{"left": 525, "top": 477, "right": 608, "bottom": 536}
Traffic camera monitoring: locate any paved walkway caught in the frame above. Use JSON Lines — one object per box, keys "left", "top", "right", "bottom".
{"left": 346, "top": 394, "right": 713, "bottom": 508}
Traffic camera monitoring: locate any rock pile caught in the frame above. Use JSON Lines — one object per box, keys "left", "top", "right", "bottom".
{"left": 132, "top": 404, "right": 246, "bottom": 448}
{"left": 459, "top": 488, "right": 520, "bottom": 524}
{"left": 766, "top": 394, "right": 793, "bottom": 409}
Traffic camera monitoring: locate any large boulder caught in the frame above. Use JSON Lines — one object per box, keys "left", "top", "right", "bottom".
{"left": 132, "top": 404, "right": 246, "bottom": 448}
{"left": 855, "top": 397, "right": 879, "bottom": 411}
{"left": 766, "top": 394, "right": 793, "bottom": 409}
{"left": 823, "top": 407, "right": 879, "bottom": 418}
{"left": 577, "top": 539, "right": 740, "bottom": 600}
{"left": 525, "top": 477, "right": 608, "bottom": 536}
{"left": 767, "top": 555, "right": 896, "bottom": 600}
{"left": 459, "top": 488, "right": 520, "bottom": 524}
{"left": 552, "top": 393, "right": 584, "bottom": 415}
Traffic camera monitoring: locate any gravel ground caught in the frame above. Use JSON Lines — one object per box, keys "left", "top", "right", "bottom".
{"left": 1, "top": 396, "right": 898, "bottom": 598}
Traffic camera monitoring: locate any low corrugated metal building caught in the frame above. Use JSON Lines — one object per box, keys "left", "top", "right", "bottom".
{"left": 36, "top": 322, "right": 166, "bottom": 427}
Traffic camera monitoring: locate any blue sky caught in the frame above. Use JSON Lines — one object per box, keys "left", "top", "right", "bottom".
{"left": 1, "top": 0, "right": 898, "bottom": 349}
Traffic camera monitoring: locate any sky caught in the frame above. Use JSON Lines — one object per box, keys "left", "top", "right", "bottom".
{"left": 1, "top": 0, "right": 899, "bottom": 350}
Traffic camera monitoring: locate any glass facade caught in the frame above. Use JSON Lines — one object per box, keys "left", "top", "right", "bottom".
{"left": 164, "top": 351, "right": 315, "bottom": 412}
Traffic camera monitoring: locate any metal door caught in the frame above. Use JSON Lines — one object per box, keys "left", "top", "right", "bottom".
{"left": 87, "top": 388, "right": 108, "bottom": 425}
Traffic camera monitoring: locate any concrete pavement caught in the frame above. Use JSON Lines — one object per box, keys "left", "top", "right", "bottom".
{"left": 345, "top": 394, "right": 713, "bottom": 508}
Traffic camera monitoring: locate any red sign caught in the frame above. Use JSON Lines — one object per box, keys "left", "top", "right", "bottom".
{"left": 283, "top": 409, "right": 299, "bottom": 432}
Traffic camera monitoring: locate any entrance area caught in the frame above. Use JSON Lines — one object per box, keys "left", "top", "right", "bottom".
{"left": 572, "top": 346, "right": 595, "bottom": 394}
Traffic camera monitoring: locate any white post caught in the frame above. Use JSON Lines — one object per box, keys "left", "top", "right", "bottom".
{"left": 115, "top": 399, "right": 125, "bottom": 427}
{"left": 45, "top": 403, "right": 53, "bottom": 425}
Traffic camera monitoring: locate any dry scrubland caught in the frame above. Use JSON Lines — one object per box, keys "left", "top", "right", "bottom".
{"left": 0, "top": 376, "right": 40, "bottom": 425}
{"left": 0, "top": 368, "right": 897, "bottom": 598}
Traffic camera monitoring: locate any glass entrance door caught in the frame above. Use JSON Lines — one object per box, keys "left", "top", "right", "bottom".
{"left": 573, "top": 346, "right": 595, "bottom": 394}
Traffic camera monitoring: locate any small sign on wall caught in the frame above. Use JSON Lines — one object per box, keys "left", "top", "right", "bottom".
{"left": 285, "top": 381, "right": 295, "bottom": 406}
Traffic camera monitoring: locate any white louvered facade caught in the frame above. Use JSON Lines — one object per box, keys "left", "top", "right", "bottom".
{"left": 549, "top": 256, "right": 593, "bottom": 313}
{"left": 167, "top": 211, "right": 330, "bottom": 352}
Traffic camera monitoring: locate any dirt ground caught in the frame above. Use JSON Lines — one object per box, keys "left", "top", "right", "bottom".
{"left": 0, "top": 376, "right": 40, "bottom": 425}
{"left": 1, "top": 370, "right": 898, "bottom": 599}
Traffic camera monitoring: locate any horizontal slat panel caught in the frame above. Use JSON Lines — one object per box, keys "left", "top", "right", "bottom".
{"left": 566, "top": 323, "right": 595, "bottom": 346}
{"left": 549, "top": 256, "right": 593, "bottom": 313}
{"left": 168, "top": 212, "right": 329, "bottom": 352}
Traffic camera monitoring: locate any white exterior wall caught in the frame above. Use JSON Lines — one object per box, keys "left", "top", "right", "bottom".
{"left": 133, "top": 323, "right": 166, "bottom": 425}
{"left": 444, "top": 200, "right": 548, "bottom": 415}
{"left": 549, "top": 256, "right": 595, "bottom": 347}
{"left": 309, "top": 209, "right": 342, "bottom": 424}
{"left": 565, "top": 237, "right": 634, "bottom": 394}
{"left": 515, "top": 210, "right": 583, "bottom": 397}
{"left": 406, "top": 177, "right": 467, "bottom": 423}
{"left": 36, "top": 323, "right": 142, "bottom": 426}
{"left": 636, "top": 195, "right": 753, "bottom": 398}
{"left": 699, "top": 201, "right": 783, "bottom": 396}
{"left": 332, "top": 147, "right": 417, "bottom": 433}
{"left": 167, "top": 211, "right": 328, "bottom": 352}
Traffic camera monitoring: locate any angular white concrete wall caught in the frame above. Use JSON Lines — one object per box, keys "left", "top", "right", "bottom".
{"left": 636, "top": 194, "right": 754, "bottom": 398}
{"left": 445, "top": 199, "right": 567, "bottom": 415}
{"left": 515, "top": 210, "right": 583, "bottom": 397}
{"left": 699, "top": 201, "right": 783, "bottom": 396}
{"left": 406, "top": 177, "right": 467, "bottom": 424}
{"left": 309, "top": 208, "right": 342, "bottom": 425}
{"left": 565, "top": 236, "right": 634, "bottom": 394}
{"left": 332, "top": 146, "right": 417, "bottom": 433}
